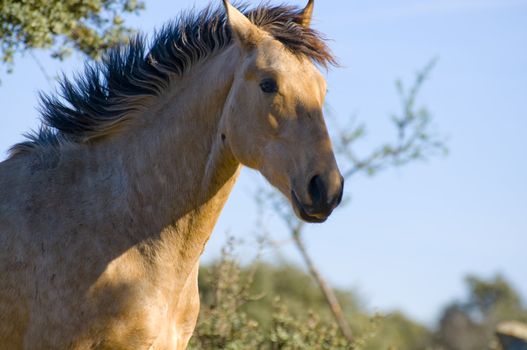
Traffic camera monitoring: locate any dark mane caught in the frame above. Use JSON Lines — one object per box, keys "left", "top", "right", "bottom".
{"left": 9, "top": 3, "right": 336, "bottom": 157}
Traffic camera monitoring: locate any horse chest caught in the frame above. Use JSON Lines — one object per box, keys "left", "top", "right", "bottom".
{"left": 103, "top": 283, "right": 199, "bottom": 349}
{"left": 82, "top": 264, "right": 199, "bottom": 349}
{"left": 59, "top": 283, "right": 198, "bottom": 350}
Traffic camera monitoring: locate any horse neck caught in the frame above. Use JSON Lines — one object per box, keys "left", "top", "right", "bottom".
{"left": 99, "top": 45, "right": 241, "bottom": 260}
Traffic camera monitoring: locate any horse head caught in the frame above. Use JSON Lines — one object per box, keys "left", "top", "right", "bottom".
{"left": 220, "top": 0, "right": 344, "bottom": 222}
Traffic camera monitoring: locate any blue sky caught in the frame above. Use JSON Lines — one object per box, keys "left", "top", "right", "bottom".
{"left": 1, "top": 0, "right": 526, "bottom": 325}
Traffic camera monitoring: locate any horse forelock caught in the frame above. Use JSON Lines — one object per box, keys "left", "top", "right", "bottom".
{"left": 9, "top": 2, "right": 336, "bottom": 157}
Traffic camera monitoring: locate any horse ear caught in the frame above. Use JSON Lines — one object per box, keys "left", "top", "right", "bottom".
{"left": 223, "top": 0, "right": 264, "bottom": 49}
{"left": 300, "top": 0, "right": 314, "bottom": 27}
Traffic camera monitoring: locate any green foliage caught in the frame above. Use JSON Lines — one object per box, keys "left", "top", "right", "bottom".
{"left": 189, "top": 242, "right": 527, "bottom": 350}
{"left": 189, "top": 243, "right": 433, "bottom": 350}
{"left": 436, "top": 274, "right": 527, "bottom": 350}
{"left": 267, "top": 300, "right": 355, "bottom": 350}
{"left": 0, "top": 0, "right": 144, "bottom": 72}
{"left": 465, "top": 274, "right": 525, "bottom": 320}
{"left": 190, "top": 247, "right": 264, "bottom": 350}
{"left": 190, "top": 243, "right": 360, "bottom": 349}
{"left": 364, "top": 312, "right": 432, "bottom": 350}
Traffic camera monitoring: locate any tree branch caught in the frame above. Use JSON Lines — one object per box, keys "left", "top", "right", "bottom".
{"left": 290, "top": 223, "right": 355, "bottom": 343}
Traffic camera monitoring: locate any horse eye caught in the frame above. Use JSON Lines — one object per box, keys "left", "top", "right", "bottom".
{"left": 259, "top": 78, "right": 278, "bottom": 94}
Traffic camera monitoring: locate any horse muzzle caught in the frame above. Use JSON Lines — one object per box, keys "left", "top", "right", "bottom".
{"left": 291, "top": 175, "right": 344, "bottom": 223}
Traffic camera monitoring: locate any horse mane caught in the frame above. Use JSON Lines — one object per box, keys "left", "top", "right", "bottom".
{"left": 9, "top": 3, "right": 336, "bottom": 157}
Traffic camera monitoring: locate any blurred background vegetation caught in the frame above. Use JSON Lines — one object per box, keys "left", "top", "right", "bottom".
{"left": 189, "top": 242, "right": 527, "bottom": 349}
{"left": 1, "top": 1, "right": 526, "bottom": 349}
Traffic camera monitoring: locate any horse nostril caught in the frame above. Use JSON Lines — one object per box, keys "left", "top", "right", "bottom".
{"left": 308, "top": 174, "right": 324, "bottom": 205}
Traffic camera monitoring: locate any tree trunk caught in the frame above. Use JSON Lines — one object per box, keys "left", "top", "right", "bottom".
{"left": 291, "top": 227, "right": 354, "bottom": 343}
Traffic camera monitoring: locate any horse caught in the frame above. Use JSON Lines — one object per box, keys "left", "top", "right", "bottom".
{"left": 0, "top": 1, "right": 343, "bottom": 348}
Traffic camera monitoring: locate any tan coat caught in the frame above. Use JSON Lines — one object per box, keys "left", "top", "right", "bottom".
{"left": 0, "top": 1, "right": 342, "bottom": 348}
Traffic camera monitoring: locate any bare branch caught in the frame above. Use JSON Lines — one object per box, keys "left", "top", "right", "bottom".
{"left": 335, "top": 58, "right": 447, "bottom": 180}
{"left": 291, "top": 225, "right": 355, "bottom": 343}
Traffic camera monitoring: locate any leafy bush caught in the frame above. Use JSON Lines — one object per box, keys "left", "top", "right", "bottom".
{"left": 189, "top": 243, "right": 429, "bottom": 350}
{"left": 189, "top": 241, "right": 527, "bottom": 350}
